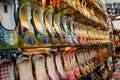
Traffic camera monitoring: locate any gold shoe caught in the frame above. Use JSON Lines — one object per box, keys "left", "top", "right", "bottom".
{"left": 18, "top": 4, "right": 37, "bottom": 45}
{"left": 53, "top": 14, "right": 65, "bottom": 44}
{"left": 60, "top": 16, "right": 73, "bottom": 44}
{"left": 31, "top": 7, "right": 50, "bottom": 44}
{"left": 44, "top": 11, "right": 58, "bottom": 44}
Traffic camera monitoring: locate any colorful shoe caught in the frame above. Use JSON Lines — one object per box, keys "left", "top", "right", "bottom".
{"left": 73, "top": 23, "right": 81, "bottom": 43}
{"left": 44, "top": 11, "right": 58, "bottom": 44}
{"left": 63, "top": 52, "right": 75, "bottom": 80}
{"left": 31, "top": 7, "right": 50, "bottom": 44}
{"left": 18, "top": 4, "right": 36, "bottom": 45}
{"left": 60, "top": 16, "right": 73, "bottom": 44}
{"left": 67, "top": 18, "right": 78, "bottom": 44}
{"left": 0, "top": 0, "right": 18, "bottom": 46}
{"left": 53, "top": 14, "right": 65, "bottom": 44}
{"left": 32, "top": 54, "right": 49, "bottom": 80}
{"left": 69, "top": 51, "right": 81, "bottom": 78}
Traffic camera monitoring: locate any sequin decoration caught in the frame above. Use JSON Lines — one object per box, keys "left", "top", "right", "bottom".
{"left": 35, "top": 30, "right": 50, "bottom": 44}
{"left": 19, "top": 26, "right": 36, "bottom": 45}
{"left": 0, "top": 26, "right": 18, "bottom": 46}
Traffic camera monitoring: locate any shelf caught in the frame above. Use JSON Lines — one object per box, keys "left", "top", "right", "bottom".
{"left": 0, "top": 42, "right": 112, "bottom": 50}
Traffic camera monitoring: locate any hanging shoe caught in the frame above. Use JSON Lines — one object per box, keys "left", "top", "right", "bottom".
{"left": 18, "top": 4, "right": 36, "bottom": 45}
{"left": 32, "top": 54, "right": 49, "bottom": 80}
{"left": 0, "top": 0, "right": 18, "bottom": 46}
{"left": 17, "top": 54, "right": 35, "bottom": 80}
{"left": 0, "top": 59, "right": 15, "bottom": 80}
{"left": 46, "top": 54, "right": 59, "bottom": 80}
{"left": 44, "top": 11, "right": 58, "bottom": 44}
{"left": 31, "top": 7, "right": 50, "bottom": 44}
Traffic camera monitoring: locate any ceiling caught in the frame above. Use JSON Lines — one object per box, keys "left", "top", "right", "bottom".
{"left": 104, "top": 0, "right": 120, "bottom": 4}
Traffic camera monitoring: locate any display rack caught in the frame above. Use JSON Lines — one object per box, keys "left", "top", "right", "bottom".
{"left": 0, "top": 0, "right": 114, "bottom": 80}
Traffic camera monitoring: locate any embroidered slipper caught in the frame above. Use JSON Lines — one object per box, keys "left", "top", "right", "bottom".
{"left": 78, "top": 25, "right": 85, "bottom": 45}
{"left": 85, "top": 51, "right": 94, "bottom": 70}
{"left": 46, "top": 54, "right": 59, "bottom": 80}
{"left": 32, "top": 54, "right": 49, "bottom": 80}
{"left": 75, "top": 0, "right": 84, "bottom": 13}
{"left": 0, "top": 0, "right": 18, "bottom": 46}
{"left": 73, "top": 23, "right": 81, "bottom": 43}
{"left": 69, "top": 51, "right": 81, "bottom": 78}
{"left": 67, "top": 18, "right": 78, "bottom": 44}
{"left": 63, "top": 52, "right": 75, "bottom": 80}
{"left": 78, "top": 24, "right": 88, "bottom": 45}
{"left": 53, "top": 14, "right": 65, "bottom": 44}
{"left": 0, "top": 59, "right": 15, "bottom": 80}
{"left": 60, "top": 16, "right": 73, "bottom": 44}
{"left": 31, "top": 7, "right": 50, "bottom": 44}
{"left": 60, "top": 16, "right": 67, "bottom": 43}
{"left": 74, "top": 23, "right": 84, "bottom": 44}
{"left": 44, "top": 11, "right": 58, "bottom": 44}
{"left": 17, "top": 54, "right": 35, "bottom": 80}
{"left": 82, "top": 1, "right": 90, "bottom": 18}
{"left": 18, "top": 4, "right": 37, "bottom": 45}
{"left": 55, "top": 53, "right": 68, "bottom": 80}
{"left": 83, "top": 51, "right": 91, "bottom": 73}
{"left": 76, "top": 52, "right": 87, "bottom": 75}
